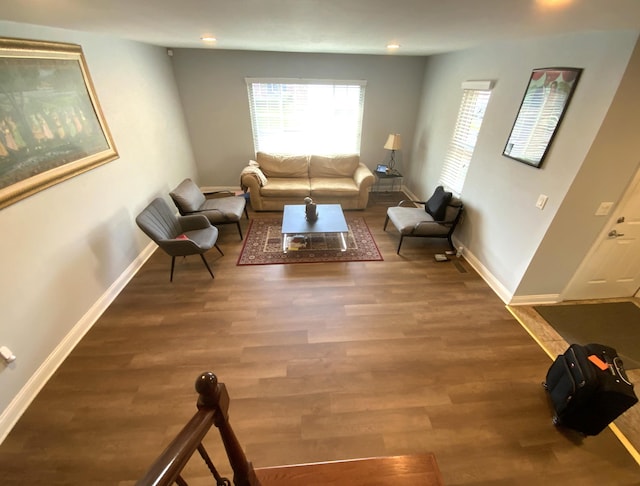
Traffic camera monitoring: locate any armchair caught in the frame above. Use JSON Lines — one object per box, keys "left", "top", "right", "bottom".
{"left": 136, "top": 198, "right": 224, "bottom": 282}
{"left": 170, "top": 178, "right": 248, "bottom": 240}
{"left": 384, "top": 186, "right": 463, "bottom": 254}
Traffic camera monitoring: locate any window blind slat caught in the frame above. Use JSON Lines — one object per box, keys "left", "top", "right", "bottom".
{"left": 439, "top": 89, "right": 491, "bottom": 195}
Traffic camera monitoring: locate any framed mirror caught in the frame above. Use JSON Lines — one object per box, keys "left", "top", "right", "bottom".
{"left": 503, "top": 67, "right": 582, "bottom": 168}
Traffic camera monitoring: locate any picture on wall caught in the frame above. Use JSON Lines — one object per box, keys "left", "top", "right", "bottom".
{"left": 503, "top": 67, "right": 582, "bottom": 168}
{"left": 0, "top": 37, "right": 118, "bottom": 209}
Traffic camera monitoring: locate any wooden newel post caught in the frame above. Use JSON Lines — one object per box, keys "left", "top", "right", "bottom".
{"left": 195, "top": 372, "right": 259, "bottom": 486}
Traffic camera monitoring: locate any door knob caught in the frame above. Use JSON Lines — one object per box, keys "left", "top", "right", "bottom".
{"left": 608, "top": 229, "right": 625, "bottom": 238}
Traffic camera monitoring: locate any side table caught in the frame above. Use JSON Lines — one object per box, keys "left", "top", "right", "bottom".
{"left": 374, "top": 170, "right": 403, "bottom": 194}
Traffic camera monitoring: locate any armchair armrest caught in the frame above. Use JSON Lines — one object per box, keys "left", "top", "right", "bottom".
{"left": 202, "top": 189, "right": 235, "bottom": 199}
{"left": 413, "top": 219, "right": 453, "bottom": 230}
{"left": 397, "top": 199, "right": 427, "bottom": 207}
{"left": 179, "top": 214, "right": 211, "bottom": 232}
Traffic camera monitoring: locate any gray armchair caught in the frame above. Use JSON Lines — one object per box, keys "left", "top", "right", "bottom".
{"left": 136, "top": 197, "right": 223, "bottom": 282}
{"left": 170, "top": 178, "right": 248, "bottom": 240}
{"left": 384, "top": 186, "right": 463, "bottom": 254}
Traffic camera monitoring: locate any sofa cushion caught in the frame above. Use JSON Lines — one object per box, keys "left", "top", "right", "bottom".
{"left": 200, "top": 196, "right": 247, "bottom": 221}
{"left": 308, "top": 154, "right": 360, "bottom": 178}
{"left": 260, "top": 178, "right": 311, "bottom": 197}
{"left": 170, "top": 178, "right": 206, "bottom": 213}
{"left": 256, "top": 152, "right": 309, "bottom": 178}
{"left": 310, "top": 177, "right": 359, "bottom": 197}
{"left": 386, "top": 207, "right": 450, "bottom": 236}
{"left": 425, "top": 186, "right": 452, "bottom": 221}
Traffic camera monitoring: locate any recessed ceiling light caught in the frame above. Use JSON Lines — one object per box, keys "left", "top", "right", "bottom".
{"left": 386, "top": 43, "right": 400, "bottom": 50}
{"left": 201, "top": 35, "right": 217, "bottom": 42}
{"left": 536, "top": 0, "right": 573, "bottom": 9}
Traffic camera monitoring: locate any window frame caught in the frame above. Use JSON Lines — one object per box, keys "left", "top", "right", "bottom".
{"left": 245, "top": 78, "right": 366, "bottom": 156}
{"left": 439, "top": 82, "right": 493, "bottom": 195}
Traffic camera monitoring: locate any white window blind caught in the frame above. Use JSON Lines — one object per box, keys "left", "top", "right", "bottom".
{"left": 246, "top": 78, "right": 366, "bottom": 155}
{"left": 440, "top": 86, "right": 492, "bottom": 195}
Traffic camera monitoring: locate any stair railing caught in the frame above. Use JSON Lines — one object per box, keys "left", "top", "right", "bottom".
{"left": 136, "top": 372, "right": 259, "bottom": 486}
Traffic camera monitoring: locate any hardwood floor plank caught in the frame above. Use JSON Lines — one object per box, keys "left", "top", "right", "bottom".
{"left": 1, "top": 195, "right": 638, "bottom": 484}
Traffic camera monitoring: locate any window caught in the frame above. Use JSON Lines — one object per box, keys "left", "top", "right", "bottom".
{"left": 246, "top": 78, "right": 366, "bottom": 155}
{"left": 439, "top": 81, "right": 493, "bottom": 195}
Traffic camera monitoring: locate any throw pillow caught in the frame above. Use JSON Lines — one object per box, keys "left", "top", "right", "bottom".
{"left": 425, "top": 186, "right": 452, "bottom": 221}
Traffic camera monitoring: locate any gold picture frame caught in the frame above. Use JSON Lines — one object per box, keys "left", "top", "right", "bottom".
{"left": 0, "top": 37, "right": 118, "bottom": 209}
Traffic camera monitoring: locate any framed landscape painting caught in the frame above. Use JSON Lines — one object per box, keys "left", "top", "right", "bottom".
{"left": 503, "top": 67, "right": 582, "bottom": 168}
{"left": 0, "top": 37, "right": 118, "bottom": 209}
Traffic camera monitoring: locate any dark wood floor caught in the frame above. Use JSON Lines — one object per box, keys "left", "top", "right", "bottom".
{"left": 1, "top": 193, "right": 639, "bottom": 485}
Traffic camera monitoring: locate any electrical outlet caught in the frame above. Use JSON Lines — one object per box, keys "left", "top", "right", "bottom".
{"left": 0, "top": 346, "right": 16, "bottom": 363}
{"left": 536, "top": 194, "right": 548, "bottom": 210}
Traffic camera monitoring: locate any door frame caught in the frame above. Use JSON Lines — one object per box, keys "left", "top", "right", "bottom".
{"left": 561, "top": 163, "right": 640, "bottom": 301}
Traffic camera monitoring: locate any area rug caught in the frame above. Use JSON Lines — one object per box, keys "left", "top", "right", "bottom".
{"left": 534, "top": 302, "right": 640, "bottom": 369}
{"left": 237, "top": 217, "right": 383, "bottom": 265}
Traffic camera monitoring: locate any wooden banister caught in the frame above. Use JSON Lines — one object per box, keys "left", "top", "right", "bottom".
{"left": 196, "top": 372, "right": 258, "bottom": 486}
{"left": 136, "top": 372, "right": 258, "bottom": 486}
{"left": 136, "top": 408, "right": 216, "bottom": 486}
{"left": 138, "top": 372, "right": 443, "bottom": 485}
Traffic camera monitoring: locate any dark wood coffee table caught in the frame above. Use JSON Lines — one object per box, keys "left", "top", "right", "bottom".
{"left": 281, "top": 204, "right": 348, "bottom": 253}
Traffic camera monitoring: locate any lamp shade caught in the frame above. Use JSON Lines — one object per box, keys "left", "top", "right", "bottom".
{"left": 384, "top": 134, "right": 401, "bottom": 151}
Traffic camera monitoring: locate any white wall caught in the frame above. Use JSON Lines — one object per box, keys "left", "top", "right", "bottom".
{"left": 170, "top": 49, "right": 427, "bottom": 186}
{"left": 0, "top": 21, "right": 198, "bottom": 440}
{"left": 518, "top": 39, "right": 640, "bottom": 298}
{"left": 411, "top": 30, "right": 640, "bottom": 302}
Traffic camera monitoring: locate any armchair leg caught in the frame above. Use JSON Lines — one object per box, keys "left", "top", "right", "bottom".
{"left": 397, "top": 235, "right": 404, "bottom": 255}
{"left": 170, "top": 256, "right": 176, "bottom": 282}
{"left": 383, "top": 215, "right": 390, "bottom": 231}
{"left": 236, "top": 222, "right": 243, "bottom": 240}
{"left": 215, "top": 244, "right": 224, "bottom": 256}
{"left": 200, "top": 254, "right": 215, "bottom": 279}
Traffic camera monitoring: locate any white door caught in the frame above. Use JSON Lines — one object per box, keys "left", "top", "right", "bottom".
{"left": 562, "top": 169, "right": 640, "bottom": 300}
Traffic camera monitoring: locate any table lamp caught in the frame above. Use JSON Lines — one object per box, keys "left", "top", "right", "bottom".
{"left": 384, "top": 133, "right": 401, "bottom": 170}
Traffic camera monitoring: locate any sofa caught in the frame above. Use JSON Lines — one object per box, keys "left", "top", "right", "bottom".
{"left": 240, "top": 152, "right": 375, "bottom": 211}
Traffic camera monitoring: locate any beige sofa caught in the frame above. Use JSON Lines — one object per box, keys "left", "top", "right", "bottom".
{"left": 240, "top": 152, "right": 375, "bottom": 211}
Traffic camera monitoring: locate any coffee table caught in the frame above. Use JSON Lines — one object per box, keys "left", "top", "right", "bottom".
{"left": 281, "top": 204, "right": 349, "bottom": 253}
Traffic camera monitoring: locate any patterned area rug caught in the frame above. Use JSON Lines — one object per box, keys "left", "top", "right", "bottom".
{"left": 237, "top": 217, "right": 383, "bottom": 265}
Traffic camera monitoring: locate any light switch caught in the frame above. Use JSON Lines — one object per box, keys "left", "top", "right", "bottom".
{"left": 536, "top": 194, "right": 548, "bottom": 210}
{"left": 595, "top": 202, "right": 614, "bottom": 216}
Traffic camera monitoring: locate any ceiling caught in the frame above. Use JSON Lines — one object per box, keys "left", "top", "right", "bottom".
{"left": 2, "top": 0, "right": 640, "bottom": 56}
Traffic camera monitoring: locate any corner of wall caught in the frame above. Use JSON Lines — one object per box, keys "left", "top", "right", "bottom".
{"left": 458, "top": 243, "right": 514, "bottom": 304}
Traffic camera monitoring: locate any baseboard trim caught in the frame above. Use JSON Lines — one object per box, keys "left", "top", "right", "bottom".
{"left": 459, "top": 247, "right": 514, "bottom": 304}
{"left": 401, "top": 185, "right": 417, "bottom": 201}
{"left": 0, "top": 242, "right": 156, "bottom": 444}
{"left": 509, "top": 294, "right": 562, "bottom": 306}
